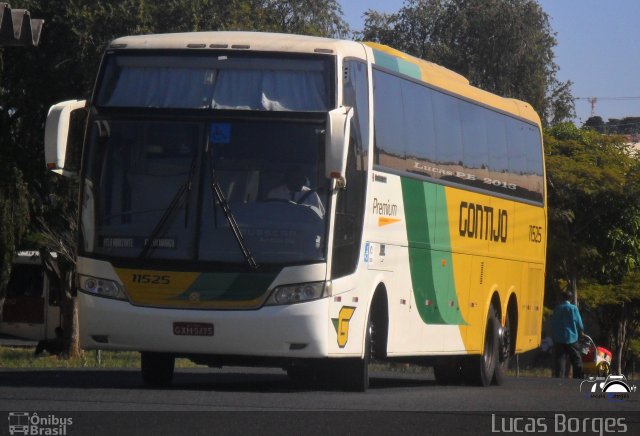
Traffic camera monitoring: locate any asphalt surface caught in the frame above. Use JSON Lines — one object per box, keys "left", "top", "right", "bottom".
{"left": 0, "top": 367, "right": 638, "bottom": 435}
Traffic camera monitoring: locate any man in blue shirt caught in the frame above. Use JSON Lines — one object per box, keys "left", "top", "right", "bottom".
{"left": 551, "top": 291, "right": 585, "bottom": 378}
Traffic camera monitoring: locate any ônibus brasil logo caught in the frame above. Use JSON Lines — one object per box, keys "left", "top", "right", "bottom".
{"left": 7, "top": 412, "right": 73, "bottom": 436}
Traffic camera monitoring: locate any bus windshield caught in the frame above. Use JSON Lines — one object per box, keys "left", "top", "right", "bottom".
{"left": 96, "top": 52, "right": 332, "bottom": 111}
{"left": 81, "top": 116, "right": 329, "bottom": 265}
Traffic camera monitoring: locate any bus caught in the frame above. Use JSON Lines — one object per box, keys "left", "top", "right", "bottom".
{"left": 44, "top": 31, "right": 546, "bottom": 391}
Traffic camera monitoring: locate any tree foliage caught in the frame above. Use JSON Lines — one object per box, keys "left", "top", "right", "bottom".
{"left": 580, "top": 272, "right": 640, "bottom": 375}
{"left": 545, "top": 123, "right": 640, "bottom": 285}
{"left": 545, "top": 122, "right": 640, "bottom": 373}
{"left": 584, "top": 115, "right": 640, "bottom": 137}
{"left": 359, "top": 0, "right": 574, "bottom": 125}
{"left": 0, "top": 168, "right": 30, "bottom": 318}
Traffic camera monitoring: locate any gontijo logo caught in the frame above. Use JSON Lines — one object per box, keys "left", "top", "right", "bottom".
{"left": 8, "top": 412, "right": 73, "bottom": 435}
{"left": 459, "top": 201, "right": 508, "bottom": 243}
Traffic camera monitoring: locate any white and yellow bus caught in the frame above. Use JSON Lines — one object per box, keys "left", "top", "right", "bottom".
{"left": 45, "top": 32, "right": 546, "bottom": 391}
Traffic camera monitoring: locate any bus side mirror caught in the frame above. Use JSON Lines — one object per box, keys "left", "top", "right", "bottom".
{"left": 44, "top": 100, "right": 87, "bottom": 178}
{"left": 325, "top": 106, "right": 353, "bottom": 189}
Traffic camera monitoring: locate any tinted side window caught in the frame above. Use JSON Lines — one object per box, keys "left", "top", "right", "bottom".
{"left": 506, "top": 118, "right": 527, "bottom": 176}
{"left": 372, "top": 67, "right": 544, "bottom": 204}
{"left": 404, "top": 81, "right": 437, "bottom": 173}
{"left": 433, "top": 92, "right": 463, "bottom": 168}
{"left": 460, "top": 101, "right": 489, "bottom": 185}
{"left": 524, "top": 125, "right": 544, "bottom": 202}
{"left": 486, "top": 110, "right": 509, "bottom": 176}
{"left": 373, "top": 70, "right": 405, "bottom": 167}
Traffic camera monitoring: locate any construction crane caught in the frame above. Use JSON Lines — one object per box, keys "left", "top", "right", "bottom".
{"left": 588, "top": 97, "right": 597, "bottom": 117}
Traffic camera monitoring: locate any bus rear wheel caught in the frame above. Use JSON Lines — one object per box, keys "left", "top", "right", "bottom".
{"left": 462, "top": 307, "right": 499, "bottom": 386}
{"left": 492, "top": 311, "right": 512, "bottom": 386}
{"left": 433, "top": 356, "right": 462, "bottom": 385}
{"left": 141, "top": 352, "right": 175, "bottom": 387}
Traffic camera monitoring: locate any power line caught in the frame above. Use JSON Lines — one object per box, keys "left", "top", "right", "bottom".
{"left": 575, "top": 96, "right": 640, "bottom": 101}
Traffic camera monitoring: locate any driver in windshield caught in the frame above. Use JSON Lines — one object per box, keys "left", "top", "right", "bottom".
{"left": 267, "top": 166, "right": 325, "bottom": 218}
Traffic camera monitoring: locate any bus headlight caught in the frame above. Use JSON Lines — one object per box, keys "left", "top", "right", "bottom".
{"left": 78, "top": 275, "right": 128, "bottom": 300}
{"left": 266, "top": 282, "right": 328, "bottom": 305}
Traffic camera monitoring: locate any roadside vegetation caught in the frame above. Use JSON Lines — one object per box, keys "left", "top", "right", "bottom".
{"left": 0, "top": 346, "right": 197, "bottom": 369}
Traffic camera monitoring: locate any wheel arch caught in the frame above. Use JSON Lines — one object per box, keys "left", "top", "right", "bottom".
{"left": 506, "top": 292, "right": 518, "bottom": 355}
{"left": 490, "top": 290, "right": 502, "bottom": 320}
{"left": 366, "top": 282, "right": 389, "bottom": 360}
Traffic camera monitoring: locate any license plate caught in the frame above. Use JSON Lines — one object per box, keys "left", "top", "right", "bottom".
{"left": 173, "top": 322, "right": 214, "bottom": 336}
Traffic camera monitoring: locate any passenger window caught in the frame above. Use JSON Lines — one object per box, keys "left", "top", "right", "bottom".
{"left": 460, "top": 102, "right": 489, "bottom": 182}
{"left": 433, "top": 92, "right": 463, "bottom": 169}
{"left": 373, "top": 70, "right": 406, "bottom": 167}
{"left": 404, "top": 82, "right": 437, "bottom": 173}
{"left": 486, "top": 111, "right": 509, "bottom": 175}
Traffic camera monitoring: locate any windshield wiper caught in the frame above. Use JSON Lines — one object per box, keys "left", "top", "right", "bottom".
{"left": 139, "top": 153, "right": 198, "bottom": 259}
{"left": 208, "top": 148, "right": 258, "bottom": 270}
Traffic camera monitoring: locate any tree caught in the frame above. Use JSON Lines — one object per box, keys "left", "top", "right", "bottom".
{"left": 0, "top": 168, "right": 30, "bottom": 321}
{"left": 359, "top": 0, "right": 574, "bottom": 125}
{"left": 580, "top": 272, "right": 640, "bottom": 375}
{"left": 545, "top": 122, "right": 640, "bottom": 374}
{"left": 584, "top": 116, "right": 640, "bottom": 137}
{"left": 584, "top": 116, "right": 605, "bottom": 132}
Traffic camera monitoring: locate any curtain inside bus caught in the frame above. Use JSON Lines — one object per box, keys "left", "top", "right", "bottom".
{"left": 98, "top": 54, "right": 330, "bottom": 111}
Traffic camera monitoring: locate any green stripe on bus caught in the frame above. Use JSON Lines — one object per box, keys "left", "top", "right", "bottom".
{"left": 397, "top": 59, "right": 421, "bottom": 80}
{"left": 174, "top": 272, "right": 276, "bottom": 302}
{"left": 372, "top": 49, "right": 422, "bottom": 80}
{"left": 401, "top": 178, "right": 466, "bottom": 325}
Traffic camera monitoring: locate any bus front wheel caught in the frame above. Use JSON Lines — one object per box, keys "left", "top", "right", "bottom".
{"left": 329, "top": 317, "right": 371, "bottom": 392}
{"left": 141, "top": 352, "right": 175, "bottom": 387}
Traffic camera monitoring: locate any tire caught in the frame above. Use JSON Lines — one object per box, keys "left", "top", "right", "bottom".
{"left": 332, "top": 317, "right": 371, "bottom": 392}
{"left": 462, "top": 306, "right": 499, "bottom": 387}
{"left": 433, "top": 357, "right": 462, "bottom": 385}
{"left": 286, "top": 362, "right": 318, "bottom": 387}
{"left": 141, "top": 352, "right": 175, "bottom": 387}
{"left": 597, "top": 362, "right": 610, "bottom": 377}
{"left": 492, "top": 311, "right": 512, "bottom": 386}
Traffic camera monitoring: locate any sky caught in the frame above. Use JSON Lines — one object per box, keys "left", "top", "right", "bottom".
{"left": 341, "top": 0, "right": 640, "bottom": 124}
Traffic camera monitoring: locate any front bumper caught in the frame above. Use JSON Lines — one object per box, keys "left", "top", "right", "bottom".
{"left": 79, "top": 291, "right": 330, "bottom": 358}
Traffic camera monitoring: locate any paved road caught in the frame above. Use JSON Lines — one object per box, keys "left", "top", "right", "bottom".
{"left": 0, "top": 368, "right": 637, "bottom": 435}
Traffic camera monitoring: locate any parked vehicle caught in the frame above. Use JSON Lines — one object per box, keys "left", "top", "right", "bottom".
{"left": 1, "top": 251, "right": 61, "bottom": 348}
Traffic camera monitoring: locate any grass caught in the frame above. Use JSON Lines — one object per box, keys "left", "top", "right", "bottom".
{"left": 508, "top": 367, "right": 552, "bottom": 378}
{"left": 0, "top": 346, "right": 197, "bottom": 369}
{"left": 2, "top": 346, "right": 635, "bottom": 380}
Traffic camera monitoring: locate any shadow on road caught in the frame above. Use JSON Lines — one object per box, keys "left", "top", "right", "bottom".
{"left": 0, "top": 368, "right": 436, "bottom": 393}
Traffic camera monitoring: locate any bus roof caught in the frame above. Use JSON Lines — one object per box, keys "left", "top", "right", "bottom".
{"left": 109, "top": 31, "right": 367, "bottom": 59}
{"left": 108, "top": 31, "right": 541, "bottom": 126}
